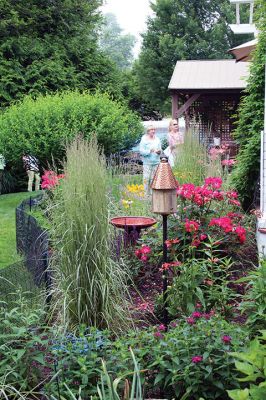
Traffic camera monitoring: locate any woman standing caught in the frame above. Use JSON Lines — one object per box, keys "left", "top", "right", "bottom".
{"left": 139, "top": 125, "right": 161, "bottom": 196}
{"left": 164, "top": 119, "right": 183, "bottom": 167}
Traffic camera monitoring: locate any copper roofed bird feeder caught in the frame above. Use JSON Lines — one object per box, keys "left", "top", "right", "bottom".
{"left": 151, "top": 156, "right": 178, "bottom": 329}
{"left": 151, "top": 156, "right": 177, "bottom": 215}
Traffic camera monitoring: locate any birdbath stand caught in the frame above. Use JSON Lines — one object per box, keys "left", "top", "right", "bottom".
{"left": 110, "top": 216, "right": 157, "bottom": 246}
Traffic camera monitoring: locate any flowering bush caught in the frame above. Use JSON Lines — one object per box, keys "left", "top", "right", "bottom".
{"left": 139, "top": 177, "right": 248, "bottom": 266}
{"left": 41, "top": 170, "right": 65, "bottom": 190}
{"left": 107, "top": 315, "right": 248, "bottom": 399}
{"left": 45, "top": 316, "right": 248, "bottom": 400}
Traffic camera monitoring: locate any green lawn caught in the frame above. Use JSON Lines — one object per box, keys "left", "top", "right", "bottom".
{"left": 0, "top": 192, "right": 40, "bottom": 269}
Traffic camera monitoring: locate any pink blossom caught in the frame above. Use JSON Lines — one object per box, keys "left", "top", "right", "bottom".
{"left": 209, "top": 216, "right": 233, "bottom": 233}
{"left": 222, "top": 159, "right": 236, "bottom": 166}
{"left": 141, "top": 245, "right": 151, "bottom": 254}
{"left": 234, "top": 226, "right": 246, "bottom": 244}
{"left": 187, "top": 317, "right": 196, "bottom": 325}
{"left": 192, "top": 356, "right": 203, "bottom": 363}
{"left": 204, "top": 177, "right": 223, "bottom": 189}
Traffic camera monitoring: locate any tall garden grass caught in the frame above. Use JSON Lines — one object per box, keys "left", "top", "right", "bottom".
{"left": 50, "top": 136, "right": 131, "bottom": 331}
{"left": 172, "top": 128, "right": 208, "bottom": 185}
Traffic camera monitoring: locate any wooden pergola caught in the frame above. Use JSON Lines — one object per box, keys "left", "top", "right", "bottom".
{"left": 169, "top": 60, "right": 250, "bottom": 144}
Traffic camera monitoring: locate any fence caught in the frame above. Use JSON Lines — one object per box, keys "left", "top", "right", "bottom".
{"left": 0, "top": 195, "right": 50, "bottom": 306}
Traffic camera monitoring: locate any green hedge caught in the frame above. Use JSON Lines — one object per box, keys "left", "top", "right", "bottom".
{"left": 0, "top": 91, "right": 143, "bottom": 177}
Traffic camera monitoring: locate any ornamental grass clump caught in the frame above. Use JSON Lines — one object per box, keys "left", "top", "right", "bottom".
{"left": 50, "top": 136, "right": 130, "bottom": 331}
{"left": 172, "top": 128, "right": 208, "bottom": 186}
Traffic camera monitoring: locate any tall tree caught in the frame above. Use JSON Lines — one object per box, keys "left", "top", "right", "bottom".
{"left": 134, "top": 0, "right": 251, "bottom": 111}
{"left": 99, "top": 13, "right": 136, "bottom": 70}
{"left": 0, "top": 0, "right": 120, "bottom": 108}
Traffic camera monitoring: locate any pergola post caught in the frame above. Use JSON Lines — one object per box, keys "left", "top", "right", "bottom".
{"left": 171, "top": 92, "right": 178, "bottom": 119}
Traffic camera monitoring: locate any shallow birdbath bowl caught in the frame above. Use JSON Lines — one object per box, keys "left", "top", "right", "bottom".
{"left": 110, "top": 216, "right": 157, "bottom": 246}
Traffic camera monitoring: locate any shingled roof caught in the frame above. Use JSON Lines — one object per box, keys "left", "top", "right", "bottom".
{"left": 168, "top": 60, "right": 249, "bottom": 90}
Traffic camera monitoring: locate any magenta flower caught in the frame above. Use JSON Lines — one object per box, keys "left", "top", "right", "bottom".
{"left": 192, "top": 311, "right": 202, "bottom": 319}
{"left": 158, "top": 324, "right": 166, "bottom": 331}
{"left": 154, "top": 331, "right": 164, "bottom": 339}
{"left": 192, "top": 356, "right": 203, "bottom": 363}
{"left": 141, "top": 245, "right": 151, "bottom": 254}
{"left": 222, "top": 335, "right": 232, "bottom": 344}
{"left": 187, "top": 317, "right": 196, "bottom": 325}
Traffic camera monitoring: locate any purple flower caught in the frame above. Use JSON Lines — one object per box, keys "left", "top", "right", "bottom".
{"left": 187, "top": 317, "right": 196, "bottom": 325}
{"left": 192, "top": 355, "right": 203, "bottom": 363}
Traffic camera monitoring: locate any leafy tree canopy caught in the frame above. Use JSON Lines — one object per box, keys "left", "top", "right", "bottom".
{"left": 99, "top": 13, "right": 136, "bottom": 70}
{"left": 134, "top": 0, "right": 252, "bottom": 111}
{"left": 0, "top": 0, "right": 120, "bottom": 108}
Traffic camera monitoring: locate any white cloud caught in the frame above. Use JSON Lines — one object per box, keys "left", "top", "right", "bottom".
{"left": 101, "top": 0, "right": 154, "bottom": 57}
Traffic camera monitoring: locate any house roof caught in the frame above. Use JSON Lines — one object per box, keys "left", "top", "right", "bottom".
{"left": 168, "top": 60, "right": 250, "bottom": 90}
{"left": 229, "top": 39, "right": 257, "bottom": 62}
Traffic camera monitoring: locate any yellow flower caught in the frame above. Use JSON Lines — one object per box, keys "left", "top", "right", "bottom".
{"left": 121, "top": 199, "right": 133, "bottom": 209}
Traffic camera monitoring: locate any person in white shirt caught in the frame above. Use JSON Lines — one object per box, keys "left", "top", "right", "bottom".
{"left": 139, "top": 125, "right": 162, "bottom": 196}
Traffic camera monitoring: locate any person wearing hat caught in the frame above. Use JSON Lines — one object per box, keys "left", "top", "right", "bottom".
{"left": 139, "top": 125, "right": 162, "bottom": 196}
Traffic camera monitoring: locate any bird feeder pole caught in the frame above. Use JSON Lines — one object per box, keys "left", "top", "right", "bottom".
{"left": 151, "top": 156, "right": 177, "bottom": 328}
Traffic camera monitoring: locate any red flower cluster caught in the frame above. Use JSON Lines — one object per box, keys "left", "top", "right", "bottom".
{"left": 41, "top": 170, "right": 65, "bottom": 190}
{"left": 209, "top": 217, "right": 246, "bottom": 243}
{"left": 204, "top": 177, "right": 223, "bottom": 189}
{"left": 160, "top": 261, "right": 182, "bottom": 272}
{"left": 185, "top": 219, "right": 200, "bottom": 233}
{"left": 165, "top": 238, "right": 180, "bottom": 248}
{"left": 135, "top": 245, "right": 151, "bottom": 263}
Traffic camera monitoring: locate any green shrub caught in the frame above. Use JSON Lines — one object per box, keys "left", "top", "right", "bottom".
{"left": 0, "top": 91, "right": 142, "bottom": 180}
{"left": 227, "top": 331, "right": 266, "bottom": 400}
{"left": 238, "top": 261, "right": 266, "bottom": 335}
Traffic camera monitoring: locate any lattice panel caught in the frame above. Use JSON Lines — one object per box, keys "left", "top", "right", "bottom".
{"left": 185, "top": 94, "right": 240, "bottom": 145}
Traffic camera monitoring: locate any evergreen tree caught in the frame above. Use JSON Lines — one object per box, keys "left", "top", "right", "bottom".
{"left": 0, "top": 0, "right": 120, "bottom": 107}
{"left": 99, "top": 13, "right": 136, "bottom": 70}
{"left": 134, "top": 0, "right": 251, "bottom": 111}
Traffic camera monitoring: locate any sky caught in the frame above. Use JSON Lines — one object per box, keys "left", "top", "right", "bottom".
{"left": 101, "top": 0, "right": 154, "bottom": 57}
